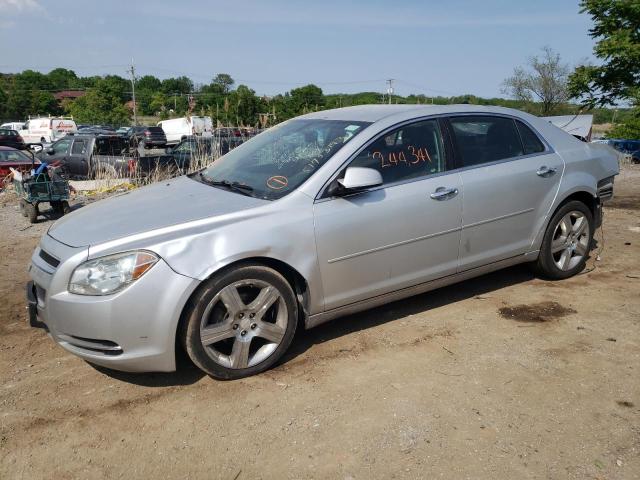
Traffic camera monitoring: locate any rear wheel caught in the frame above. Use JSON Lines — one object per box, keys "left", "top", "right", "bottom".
{"left": 534, "top": 200, "right": 593, "bottom": 279}
{"left": 181, "top": 265, "right": 298, "bottom": 380}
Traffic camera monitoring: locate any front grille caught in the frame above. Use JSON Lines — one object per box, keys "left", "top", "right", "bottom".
{"left": 39, "top": 249, "right": 60, "bottom": 268}
{"left": 58, "top": 334, "right": 123, "bottom": 356}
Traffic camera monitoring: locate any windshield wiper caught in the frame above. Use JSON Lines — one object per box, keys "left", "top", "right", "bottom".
{"left": 198, "top": 172, "right": 254, "bottom": 196}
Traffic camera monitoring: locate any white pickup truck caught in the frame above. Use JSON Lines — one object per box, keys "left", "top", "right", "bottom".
{"left": 157, "top": 116, "right": 212, "bottom": 144}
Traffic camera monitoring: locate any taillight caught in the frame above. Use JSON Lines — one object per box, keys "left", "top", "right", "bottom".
{"left": 144, "top": 131, "right": 151, "bottom": 136}
{"left": 17, "top": 136, "right": 23, "bottom": 142}
{"left": 128, "top": 159, "right": 137, "bottom": 173}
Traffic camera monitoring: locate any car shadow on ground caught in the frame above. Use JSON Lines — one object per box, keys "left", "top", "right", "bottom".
{"left": 281, "top": 264, "right": 536, "bottom": 364}
{"left": 91, "top": 264, "right": 535, "bottom": 387}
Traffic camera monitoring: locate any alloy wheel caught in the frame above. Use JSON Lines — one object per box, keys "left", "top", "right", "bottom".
{"left": 550, "top": 210, "right": 590, "bottom": 271}
{"left": 199, "top": 279, "right": 288, "bottom": 369}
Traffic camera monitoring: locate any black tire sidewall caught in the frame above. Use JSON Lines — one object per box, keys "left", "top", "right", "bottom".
{"left": 26, "top": 202, "right": 38, "bottom": 223}
{"left": 538, "top": 200, "right": 593, "bottom": 279}
{"left": 182, "top": 265, "right": 298, "bottom": 380}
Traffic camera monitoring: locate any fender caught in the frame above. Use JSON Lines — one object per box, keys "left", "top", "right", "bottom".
{"left": 530, "top": 171, "right": 598, "bottom": 252}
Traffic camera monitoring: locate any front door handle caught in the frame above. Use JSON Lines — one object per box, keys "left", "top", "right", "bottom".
{"left": 536, "top": 166, "right": 557, "bottom": 177}
{"left": 430, "top": 187, "right": 459, "bottom": 201}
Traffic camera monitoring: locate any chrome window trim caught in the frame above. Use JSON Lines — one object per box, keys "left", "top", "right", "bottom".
{"left": 314, "top": 112, "right": 555, "bottom": 203}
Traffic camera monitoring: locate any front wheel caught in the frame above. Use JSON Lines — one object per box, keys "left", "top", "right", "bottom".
{"left": 534, "top": 200, "right": 593, "bottom": 279}
{"left": 181, "top": 265, "right": 298, "bottom": 380}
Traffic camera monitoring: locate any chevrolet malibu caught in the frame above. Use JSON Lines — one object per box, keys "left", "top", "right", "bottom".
{"left": 27, "top": 105, "right": 619, "bottom": 379}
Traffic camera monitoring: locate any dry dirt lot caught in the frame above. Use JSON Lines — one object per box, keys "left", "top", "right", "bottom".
{"left": 1, "top": 169, "right": 639, "bottom": 480}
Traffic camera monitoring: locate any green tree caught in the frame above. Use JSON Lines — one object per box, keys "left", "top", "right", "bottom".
{"left": 227, "top": 85, "right": 260, "bottom": 125}
{"left": 568, "top": 0, "right": 640, "bottom": 108}
{"left": 161, "top": 76, "right": 193, "bottom": 95}
{"left": 501, "top": 46, "right": 570, "bottom": 115}
{"left": 212, "top": 73, "right": 234, "bottom": 94}
{"left": 68, "top": 77, "right": 131, "bottom": 125}
{"left": 47, "top": 68, "right": 80, "bottom": 90}
{"left": 290, "top": 84, "right": 325, "bottom": 114}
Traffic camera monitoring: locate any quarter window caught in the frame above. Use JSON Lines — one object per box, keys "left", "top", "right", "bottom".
{"left": 349, "top": 119, "right": 446, "bottom": 185}
{"left": 516, "top": 121, "right": 545, "bottom": 155}
{"left": 449, "top": 116, "right": 523, "bottom": 167}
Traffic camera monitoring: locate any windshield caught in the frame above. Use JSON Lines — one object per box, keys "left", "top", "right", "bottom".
{"left": 198, "top": 119, "right": 369, "bottom": 200}
{"left": 0, "top": 149, "right": 32, "bottom": 162}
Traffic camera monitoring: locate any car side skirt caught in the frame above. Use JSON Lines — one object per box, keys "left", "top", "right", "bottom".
{"left": 306, "top": 251, "right": 539, "bottom": 329}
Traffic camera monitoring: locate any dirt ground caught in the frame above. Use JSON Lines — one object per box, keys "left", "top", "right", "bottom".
{"left": 1, "top": 168, "right": 639, "bottom": 480}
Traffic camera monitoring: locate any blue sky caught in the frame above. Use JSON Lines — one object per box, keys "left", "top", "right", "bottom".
{"left": 0, "top": 0, "right": 595, "bottom": 98}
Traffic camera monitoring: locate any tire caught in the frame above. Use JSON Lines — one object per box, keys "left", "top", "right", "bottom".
{"left": 25, "top": 202, "right": 38, "bottom": 224}
{"left": 534, "top": 200, "right": 593, "bottom": 279}
{"left": 181, "top": 265, "right": 298, "bottom": 380}
{"left": 19, "top": 199, "right": 27, "bottom": 217}
{"left": 61, "top": 200, "right": 70, "bottom": 215}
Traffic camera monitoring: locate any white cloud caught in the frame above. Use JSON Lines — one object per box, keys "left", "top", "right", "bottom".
{"left": 0, "top": 0, "right": 44, "bottom": 13}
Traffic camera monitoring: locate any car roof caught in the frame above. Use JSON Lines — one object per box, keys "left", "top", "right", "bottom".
{"left": 299, "top": 104, "right": 537, "bottom": 123}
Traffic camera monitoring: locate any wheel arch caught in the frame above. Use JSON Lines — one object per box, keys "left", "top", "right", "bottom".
{"left": 531, "top": 188, "right": 598, "bottom": 252}
{"left": 174, "top": 256, "right": 311, "bottom": 360}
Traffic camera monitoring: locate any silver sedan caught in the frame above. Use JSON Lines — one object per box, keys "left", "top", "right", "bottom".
{"left": 27, "top": 105, "right": 619, "bottom": 379}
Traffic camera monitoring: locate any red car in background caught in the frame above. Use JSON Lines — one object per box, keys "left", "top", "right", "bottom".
{"left": 0, "top": 129, "right": 27, "bottom": 150}
{"left": 0, "top": 147, "right": 39, "bottom": 186}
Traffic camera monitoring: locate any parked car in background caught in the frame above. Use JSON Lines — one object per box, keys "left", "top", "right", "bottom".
{"left": 126, "top": 126, "right": 167, "bottom": 149}
{"left": 0, "top": 147, "right": 39, "bottom": 186}
{"left": 116, "top": 127, "right": 130, "bottom": 136}
{"left": 77, "top": 125, "right": 117, "bottom": 135}
{"left": 158, "top": 116, "right": 213, "bottom": 144}
{"left": 40, "top": 133, "right": 174, "bottom": 179}
{"left": 1, "top": 122, "right": 25, "bottom": 132}
{"left": 606, "top": 139, "right": 640, "bottom": 154}
{"left": 0, "top": 129, "right": 27, "bottom": 150}
{"left": 27, "top": 105, "right": 619, "bottom": 380}
{"left": 19, "top": 117, "right": 77, "bottom": 144}
{"left": 166, "top": 134, "right": 247, "bottom": 171}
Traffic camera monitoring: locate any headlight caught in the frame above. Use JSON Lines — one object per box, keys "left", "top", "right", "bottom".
{"left": 69, "top": 251, "right": 159, "bottom": 296}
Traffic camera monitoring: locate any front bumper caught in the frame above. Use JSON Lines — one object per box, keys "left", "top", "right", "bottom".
{"left": 27, "top": 234, "right": 199, "bottom": 372}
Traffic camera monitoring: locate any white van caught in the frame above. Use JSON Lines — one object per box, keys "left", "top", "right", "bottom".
{"left": 0, "top": 122, "right": 25, "bottom": 132}
{"left": 157, "top": 116, "right": 212, "bottom": 144}
{"left": 19, "top": 116, "right": 78, "bottom": 144}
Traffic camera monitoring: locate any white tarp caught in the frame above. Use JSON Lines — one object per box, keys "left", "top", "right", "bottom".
{"left": 543, "top": 114, "right": 593, "bottom": 141}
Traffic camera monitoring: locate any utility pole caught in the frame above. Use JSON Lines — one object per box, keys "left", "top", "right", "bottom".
{"left": 386, "top": 79, "right": 394, "bottom": 105}
{"left": 128, "top": 59, "right": 137, "bottom": 125}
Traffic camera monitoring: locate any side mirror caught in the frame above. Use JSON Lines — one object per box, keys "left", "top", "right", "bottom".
{"left": 46, "top": 148, "right": 55, "bottom": 155}
{"left": 338, "top": 167, "right": 383, "bottom": 190}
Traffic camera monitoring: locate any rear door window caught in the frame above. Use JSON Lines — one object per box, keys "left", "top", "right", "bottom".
{"left": 449, "top": 116, "right": 524, "bottom": 167}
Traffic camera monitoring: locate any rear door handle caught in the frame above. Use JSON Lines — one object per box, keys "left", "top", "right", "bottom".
{"left": 536, "top": 166, "right": 557, "bottom": 177}
{"left": 430, "top": 187, "right": 459, "bottom": 201}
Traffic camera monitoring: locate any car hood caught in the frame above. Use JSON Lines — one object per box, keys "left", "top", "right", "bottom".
{"left": 48, "top": 176, "right": 268, "bottom": 247}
